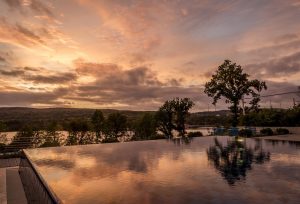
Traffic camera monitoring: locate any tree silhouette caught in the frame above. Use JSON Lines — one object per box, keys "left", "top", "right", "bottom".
{"left": 156, "top": 100, "right": 175, "bottom": 138}
{"left": 66, "top": 120, "right": 92, "bottom": 145}
{"left": 91, "top": 110, "right": 105, "bottom": 143}
{"left": 173, "top": 98, "right": 194, "bottom": 136}
{"left": 103, "top": 112, "right": 127, "bottom": 142}
{"left": 156, "top": 98, "right": 194, "bottom": 138}
{"left": 133, "top": 113, "right": 158, "bottom": 140}
{"left": 204, "top": 60, "right": 267, "bottom": 126}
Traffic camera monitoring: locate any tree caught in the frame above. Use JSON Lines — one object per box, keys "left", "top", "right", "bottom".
{"left": 103, "top": 112, "right": 127, "bottom": 142}
{"left": 66, "top": 120, "right": 92, "bottom": 145}
{"left": 204, "top": 60, "right": 267, "bottom": 126}
{"left": 156, "top": 100, "right": 175, "bottom": 138}
{"left": 0, "top": 122, "right": 7, "bottom": 152}
{"left": 8, "top": 125, "right": 42, "bottom": 151}
{"left": 133, "top": 113, "right": 158, "bottom": 140}
{"left": 0, "top": 121, "right": 7, "bottom": 143}
{"left": 91, "top": 110, "right": 105, "bottom": 143}
{"left": 40, "top": 121, "right": 62, "bottom": 147}
{"left": 156, "top": 98, "right": 194, "bottom": 138}
{"left": 172, "top": 98, "right": 194, "bottom": 136}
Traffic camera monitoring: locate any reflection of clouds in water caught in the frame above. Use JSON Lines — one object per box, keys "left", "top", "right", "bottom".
{"left": 26, "top": 137, "right": 300, "bottom": 204}
{"left": 35, "top": 159, "right": 75, "bottom": 169}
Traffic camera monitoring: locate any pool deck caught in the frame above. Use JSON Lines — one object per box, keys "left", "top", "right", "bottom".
{"left": 255, "top": 134, "right": 300, "bottom": 142}
{"left": 0, "top": 167, "right": 27, "bottom": 204}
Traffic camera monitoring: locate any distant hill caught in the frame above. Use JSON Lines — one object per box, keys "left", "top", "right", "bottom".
{"left": 193, "top": 110, "right": 231, "bottom": 116}
{"left": 0, "top": 107, "right": 230, "bottom": 130}
{"left": 0, "top": 107, "right": 152, "bottom": 121}
{"left": 0, "top": 107, "right": 154, "bottom": 130}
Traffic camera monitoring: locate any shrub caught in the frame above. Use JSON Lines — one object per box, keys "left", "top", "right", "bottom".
{"left": 187, "top": 131, "right": 203, "bottom": 137}
{"left": 101, "top": 137, "right": 119, "bottom": 143}
{"left": 276, "top": 128, "right": 289, "bottom": 135}
{"left": 238, "top": 129, "right": 253, "bottom": 137}
{"left": 150, "top": 134, "right": 167, "bottom": 140}
{"left": 0, "top": 143, "right": 5, "bottom": 152}
{"left": 260, "top": 128, "right": 273, "bottom": 136}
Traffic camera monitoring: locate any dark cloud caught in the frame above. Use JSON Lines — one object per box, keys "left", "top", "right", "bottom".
{"left": 0, "top": 56, "right": 6, "bottom": 62}
{"left": 64, "top": 61, "right": 204, "bottom": 109}
{"left": 24, "top": 72, "right": 77, "bottom": 84}
{"left": 0, "top": 69, "right": 25, "bottom": 76}
{"left": 245, "top": 51, "right": 300, "bottom": 78}
{"left": 35, "top": 159, "right": 75, "bottom": 169}
{"left": 4, "top": 0, "right": 54, "bottom": 17}
{"left": 3, "top": 0, "right": 22, "bottom": 9}
{"left": 1, "top": 58, "right": 298, "bottom": 109}
{"left": 0, "top": 87, "right": 69, "bottom": 106}
{"left": 0, "top": 66, "right": 77, "bottom": 84}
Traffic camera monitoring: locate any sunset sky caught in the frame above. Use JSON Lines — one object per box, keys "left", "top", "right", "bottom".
{"left": 0, "top": 0, "right": 300, "bottom": 110}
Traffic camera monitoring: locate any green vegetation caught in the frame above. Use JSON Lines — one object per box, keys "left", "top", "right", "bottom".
{"left": 240, "top": 106, "right": 300, "bottom": 126}
{"left": 238, "top": 129, "right": 253, "bottom": 137}
{"left": 260, "top": 128, "right": 274, "bottom": 136}
{"left": 91, "top": 110, "right": 105, "bottom": 143}
{"left": 156, "top": 98, "right": 194, "bottom": 138}
{"left": 187, "top": 131, "right": 203, "bottom": 137}
{"left": 0, "top": 121, "right": 7, "bottom": 145}
{"left": 204, "top": 60, "right": 267, "bottom": 126}
{"left": 40, "top": 122, "right": 63, "bottom": 147}
{"left": 104, "top": 112, "right": 128, "bottom": 141}
{"left": 66, "top": 120, "right": 92, "bottom": 145}
{"left": 133, "top": 113, "right": 158, "bottom": 140}
{"left": 276, "top": 128, "right": 290, "bottom": 135}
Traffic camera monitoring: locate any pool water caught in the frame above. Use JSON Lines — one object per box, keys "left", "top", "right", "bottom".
{"left": 24, "top": 137, "right": 300, "bottom": 204}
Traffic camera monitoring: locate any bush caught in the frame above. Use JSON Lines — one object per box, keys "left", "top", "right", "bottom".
{"left": 238, "top": 129, "right": 253, "bottom": 137}
{"left": 150, "top": 134, "right": 167, "bottom": 140}
{"left": 101, "top": 137, "right": 119, "bottom": 143}
{"left": 0, "top": 143, "right": 6, "bottom": 152}
{"left": 260, "top": 128, "right": 274, "bottom": 136}
{"left": 187, "top": 131, "right": 203, "bottom": 137}
{"left": 276, "top": 128, "right": 290, "bottom": 135}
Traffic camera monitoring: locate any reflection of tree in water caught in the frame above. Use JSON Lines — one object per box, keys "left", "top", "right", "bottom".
{"left": 266, "top": 139, "right": 300, "bottom": 148}
{"left": 207, "top": 138, "right": 270, "bottom": 185}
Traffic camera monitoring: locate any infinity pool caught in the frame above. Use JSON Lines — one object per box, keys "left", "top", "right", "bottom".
{"left": 24, "top": 137, "right": 300, "bottom": 204}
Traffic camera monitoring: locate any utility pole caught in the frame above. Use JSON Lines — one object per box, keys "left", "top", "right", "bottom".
{"left": 293, "top": 98, "right": 296, "bottom": 107}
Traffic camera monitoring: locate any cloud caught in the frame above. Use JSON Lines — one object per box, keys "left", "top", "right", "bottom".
{"left": 245, "top": 51, "right": 300, "bottom": 78}
{"left": 0, "top": 56, "right": 6, "bottom": 63}
{"left": 0, "top": 17, "right": 48, "bottom": 48}
{"left": 70, "top": 60, "right": 203, "bottom": 109}
{"left": 0, "top": 66, "right": 77, "bottom": 84}
{"left": 0, "top": 87, "right": 69, "bottom": 106}
{"left": 4, "top": 0, "right": 54, "bottom": 17}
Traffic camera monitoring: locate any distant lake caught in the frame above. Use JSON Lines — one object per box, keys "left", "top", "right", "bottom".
{"left": 2, "top": 127, "right": 300, "bottom": 144}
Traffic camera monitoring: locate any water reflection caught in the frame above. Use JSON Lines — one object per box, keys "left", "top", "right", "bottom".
{"left": 266, "top": 139, "right": 300, "bottom": 148}
{"left": 207, "top": 137, "right": 270, "bottom": 185}
{"left": 24, "top": 137, "right": 300, "bottom": 204}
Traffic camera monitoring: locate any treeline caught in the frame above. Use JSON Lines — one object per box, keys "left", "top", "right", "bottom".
{"left": 0, "top": 107, "right": 153, "bottom": 131}
{"left": 1, "top": 98, "right": 201, "bottom": 152}
{"left": 240, "top": 106, "right": 300, "bottom": 127}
